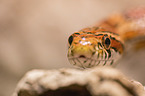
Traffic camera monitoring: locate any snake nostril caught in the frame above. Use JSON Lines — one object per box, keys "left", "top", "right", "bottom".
{"left": 79, "top": 55, "right": 86, "bottom": 58}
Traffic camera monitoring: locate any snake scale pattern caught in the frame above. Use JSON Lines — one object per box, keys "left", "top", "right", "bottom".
{"left": 67, "top": 7, "right": 145, "bottom": 68}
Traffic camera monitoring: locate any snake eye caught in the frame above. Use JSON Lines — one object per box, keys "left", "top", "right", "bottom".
{"left": 68, "top": 35, "right": 73, "bottom": 45}
{"left": 104, "top": 37, "right": 111, "bottom": 48}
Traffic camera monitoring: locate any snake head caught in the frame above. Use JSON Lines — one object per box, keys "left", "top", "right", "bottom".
{"left": 67, "top": 27, "right": 124, "bottom": 68}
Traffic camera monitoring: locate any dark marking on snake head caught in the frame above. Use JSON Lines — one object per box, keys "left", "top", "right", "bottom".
{"left": 112, "top": 47, "right": 118, "bottom": 52}
{"left": 87, "top": 32, "right": 93, "bottom": 34}
{"left": 103, "top": 61, "right": 107, "bottom": 66}
{"left": 95, "top": 34, "right": 103, "bottom": 36}
{"left": 106, "top": 49, "right": 111, "bottom": 58}
{"left": 98, "top": 42, "right": 102, "bottom": 47}
{"left": 104, "top": 34, "right": 108, "bottom": 36}
{"left": 74, "top": 33, "right": 80, "bottom": 35}
{"left": 110, "top": 60, "right": 114, "bottom": 65}
{"left": 105, "top": 52, "right": 107, "bottom": 59}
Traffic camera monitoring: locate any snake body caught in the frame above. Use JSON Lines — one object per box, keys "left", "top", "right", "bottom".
{"left": 68, "top": 7, "right": 145, "bottom": 68}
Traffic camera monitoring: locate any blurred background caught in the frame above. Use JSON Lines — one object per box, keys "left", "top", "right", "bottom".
{"left": 0, "top": 0, "right": 145, "bottom": 96}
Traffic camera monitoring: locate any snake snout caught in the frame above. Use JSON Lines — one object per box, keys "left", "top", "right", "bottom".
{"left": 72, "top": 45, "right": 94, "bottom": 59}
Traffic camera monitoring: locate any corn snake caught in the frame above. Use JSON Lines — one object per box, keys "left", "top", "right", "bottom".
{"left": 67, "top": 7, "right": 145, "bottom": 68}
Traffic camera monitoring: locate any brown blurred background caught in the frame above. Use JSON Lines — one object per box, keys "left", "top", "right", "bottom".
{"left": 0, "top": 0, "right": 145, "bottom": 96}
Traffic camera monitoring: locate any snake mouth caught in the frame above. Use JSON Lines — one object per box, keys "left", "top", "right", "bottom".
{"left": 69, "top": 57, "right": 113, "bottom": 62}
{"left": 79, "top": 55, "right": 86, "bottom": 58}
{"left": 68, "top": 56, "right": 114, "bottom": 68}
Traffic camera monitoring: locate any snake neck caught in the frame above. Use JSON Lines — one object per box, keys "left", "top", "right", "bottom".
{"left": 98, "top": 7, "right": 145, "bottom": 52}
